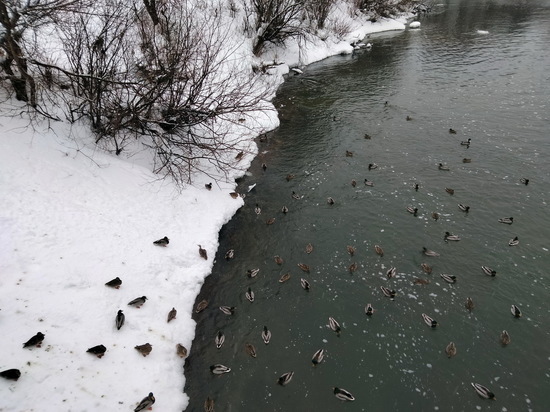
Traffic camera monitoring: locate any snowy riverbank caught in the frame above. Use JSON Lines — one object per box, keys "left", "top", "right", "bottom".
{"left": 0, "top": 4, "right": 413, "bottom": 411}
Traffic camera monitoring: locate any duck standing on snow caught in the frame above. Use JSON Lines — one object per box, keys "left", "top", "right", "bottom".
{"left": 198, "top": 244, "right": 208, "bottom": 259}
{"left": 128, "top": 296, "right": 147, "bottom": 308}
{"left": 205, "top": 182, "right": 212, "bottom": 190}
{"left": 135, "top": 343, "right": 153, "bottom": 357}
{"left": 167, "top": 307, "right": 177, "bottom": 323}
{"left": 86, "top": 344, "right": 107, "bottom": 358}
{"left": 105, "top": 277, "right": 122, "bottom": 289}
{"left": 116, "top": 310, "right": 125, "bottom": 330}
{"left": 153, "top": 236, "right": 169, "bottom": 247}
{"left": 23, "top": 332, "right": 45, "bottom": 348}
{"left": 0, "top": 369, "right": 21, "bottom": 381}
{"left": 134, "top": 392, "right": 155, "bottom": 412}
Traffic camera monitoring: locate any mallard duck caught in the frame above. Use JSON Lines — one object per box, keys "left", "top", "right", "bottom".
{"left": 274, "top": 255, "right": 284, "bottom": 265}
{"left": 449, "top": 128, "right": 457, "bottom": 134}
{"left": 210, "top": 364, "right": 231, "bottom": 374}
{"left": 86, "top": 344, "right": 107, "bottom": 359}
{"left": 229, "top": 192, "right": 239, "bottom": 199}
{"left": 386, "top": 266, "right": 396, "bottom": 279}
{"left": 465, "top": 297, "right": 474, "bottom": 311}
{"left": 262, "top": 326, "right": 271, "bottom": 344}
{"left": 413, "top": 278, "right": 430, "bottom": 285}
{"left": 462, "top": 158, "right": 472, "bottom": 163}
{"left": 298, "top": 263, "right": 310, "bottom": 273}
{"left": 311, "top": 349, "right": 325, "bottom": 366}
{"left": 348, "top": 262, "right": 358, "bottom": 273}
{"left": 327, "top": 197, "right": 335, "bottom": 205}
{"left": 254, "top": 204, "right": 261, "bottom": 215}
{"left": 406, "top": 115, "right": 413, "bottom": 121}
{"left": 135, "top": 343, "right": 152, "bottom": 357}
{"left": 351, "top": 179, "right": 357, "bottom": 187}
{"left": 277, "top": 371, "right": 294, "bottom": 386}
{"left": 346, "top": 150, "right": 353, "bottom": 157}
{"left": 198, "top": 244, "right": 208, "bottom": 259}
{"left": 128, "top": 296, "right": 148, "bottom": 308}
{"left": 365, "top": 303, "right": 374, "bottom": 316}
{"left": 22, "top": 332, "right": 45, "bottom": 348}
{"left": 281, "top": 205, "right": 289, "bottom": 213}
{"left": 219, "top": 306, "right": 235, "bottom": 315}
{"left": 458, "top": 204, "right": 470, "bottom": 212}
{"left": 291, "top": 191, "right": 302, "bottom": 200}
{"left": 438, "top": 163, "right": 450, "bottom": 171}
{"left": 328, "top": 317, "right": 341, "bottom": 335}
{"left": 445, "top": 187, "right": 455, "bottom": 195}
{"left": 195, "top": 299, "right": 209, "bottom": 313}
{"left": 333, "top": 387, "right": 355, "bottom": 401}
{"left": 347, "top": 245, "right": 356, "bottom": 256}
{"left": 245, "top": 287, "right": 255, "bottom": 302}
{"left": 300, "top": 278, "right": 310, "bottom": 291}
{"left": 380, "top": 286, "right": 396, "bottom": 299}
{"left": 508, "top": 236, "right": 519, "bottom": 246}
{"left": 364, "top": 179, "right": 375, "bottom": 186}
{"left": 445, "top": 342, "right": 457, "bottom": 358}
{"left": 153, "top": 236, "right": 169, "bottom": 247}
{"left": 116, "top": 310, "right": 125, "bottom": 330}
{"left": 245, "top": 343, "right": 257, "bottom": 358}
{"left": 0, "top": 369, "right": 21, "bottom": 381}
{"left": 440, "top": 274, "right": 457, "bottom": 284}
{"left": 421, "top": 263, "right": 432, "bottom": 274}
{"left": 511, "top": 304, "right": 521, "bottom": 317}
{"left": 374, "top": 244, "right": 384, "bottom": 256}
{"left": 498, "top": 217, "right": 513, "bottom": 224}
{"left": 432, "top": 212, "right": 440, "bottom": 220}
{"left": 167, "top": 307, "right": 177, "bottom": 323}
{"left": 235, "top": 151, "right": 244, "bottom": 160}
{"left": 176, "top": 343, "right": 188, "bottom": 358}
{"left": 368, "top": 163, "right": 378, "bottom": 170}
{"left": 520, "top": 178, "right": 529, "bottom": 185}
{"left": 266, "top": 217, "right": 276, "bottom": 225}
{"left": 500, "top": 330, "right": 511, "bottom": 345}
{"left": 134, "top": 392, "right": 155, "bottom": 412}
{"left": 279, "top": 273, "right": 291, "bottom": 283}
{"left": 422, "top": 313, "right": 438, "bottom": 327}
{"left": 422, "top": 247, "right": 440, "bottom": 257}
{"left": 305, "top": 243, "right": 313, "bottom": 254}
{"left": 471, "top": 382, "right": 495, "bottom": 400}
{"left": 225, "top": 249, "right": 235, "bottom": 260}
{"left": 247, "top": 268, "right": 259, "bottom": 278}
{"left": 407, "top": 206, "right": 418, "bottom": 216}
{"left": 205, "top": 182, "right": 212, "bottom": 190}
{"left": 215, "top": 331, "right": 225, "bottom": 349}
{"left": 105, "top": 276, "right": 122, "bottom": 289}
{"left": 204, "top": 397, "right": 215, "bottom": 412}
{"left": 444, "top": 232, "right": 461, "bottom": 241}
{"left": 481, "top": 266, "right": 496, "bottom": 276}
{"left": 461, "top": 138, "right": 471, "bottom": 146}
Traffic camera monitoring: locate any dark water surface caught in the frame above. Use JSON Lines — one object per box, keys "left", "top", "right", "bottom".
{"left": 185, "top": 1, "right": 550, "bottom": 410}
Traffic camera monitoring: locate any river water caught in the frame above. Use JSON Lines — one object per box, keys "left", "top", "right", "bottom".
{"left": 184, "top": 1, "right": 550, "bottom": 410}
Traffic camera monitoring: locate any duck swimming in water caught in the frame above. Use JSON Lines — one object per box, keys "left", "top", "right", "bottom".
{"left": 328, "top": 317, "right": 341, "bottom": 336}
{"left": 298, "top": 263, "right": 310, "bottom": 273}
{"left": 461, "top": 138, "right": 471, "bottom": 146}
{"left": 349, "top": 262, "right": 358, "bottom": 273}
{"left": 210, "top": 364, "right": 231, "bottom": 374}
{"left": 445, "top": 187, "right": 454, "bottom": 195}
{"left": 300, "top": 278, "right": 310, "bottom": 291}
{"left": 368, "top": 163, "right": 378, "bottom": 170}
{"left": 423, "top": 247, "right": 440, "bottom": 257}
{"left": 458, "top": 203, "right": 470, "bottom": 212}
{"left": 374, "top": 245, "right": 384, "bottom": 256}
{"left": 386, "top": 266, "right": 396, "bottom": 279}
{"left": 444, "top": 232, "right": 461, "bottom": 241}
{"left": 195, "top": 299, "right": 208, "bottom": 313}
{"left": 421, "top": 263, "right": 433, "bottom": 274}
{"left": 245, "top": 343, "right": 257, "bottom": 358}
{"left": 471, "top": 382, "right": 496, "bottom": 400}
{"left": 277, "top": 371, "right": 294, "bottom": 386}
{"left": 438, "top": 163, "right": 450, "bottom": 171}
{"left": 449, "top": 128, "right": 457, "bottom": 134}
{"left": 365, "top": 303, "right": 374, "bottom": 316}
{"left": 219, "top": 306, "right": 235, "bottom": 315}
{"left": 274, "top": 255, "right": 284, "bottom": 265}
{"left": 311, "top": 349, "right": 325, "bottom": 366}
{"left": 465, "top": 297, "right": 474, "bottom": 312}
{"left": 247, "top": 268, "right": 260, "bottom": 278}
{"left": 445, "top": 342, "right": 457, "bottom": 358}
{"left": 511, "top": 304, "right": 522, "bottom": 317}
{"left": 520, "top": 178, "right": 529, "bottom": 185}
{"left": 327, "top": 197, "right": 335, "bottom": 205}
{"left": 481, "top": 266, "right": 496, "bottom": 276}
{"left": 500, "top": 330, "right": 511, "bottom": 345}
{"left": 498, "top": 217, "right": 513, "bottom": 224}
{"left": 440, "top": 274, "right": 457, "bottom": 284}
{"left": 380, "top": 286, "right": 396, "bottom": 299}
{"left": 225, "top": 249, "right": 234, "bottom": 260}
{"left": 279, "top": 273, "right": 291, "bottom": 283}
{"left": 347, "top": 245, "right": 356, "bottom": 256}
{"left": 305, "top": 243, "right": 313, "bottom": 254}
{"left": 508, "top": 236, "right": 519, "bottom": 246}
{"left": 246, "top": 287, "right": 255, "bottom": 302}
{"left": 432, "top": 212, "right": 440, "bottom": 220}
{"left": 333, "top": 387, "right": 355, "bottom": 401}
{"left": 262, "top": 326, "right": 272, "bottom": 344}
{"left": 364, "top": 179, "right": 375, "bottom": 186}
{"left": 407, "top": 206, "right": 418, "bottom": 216}
{"left": 254, "top": 204, "right": 261, "bottom": 215}
{"left": 215, "top": 331, "right": 225, "bottom": 349}
{"left": 281, "top": 205, "right": 289, "bottom": 213}
{"left": 422, "top": 313, "right": 438, "bottom": 327}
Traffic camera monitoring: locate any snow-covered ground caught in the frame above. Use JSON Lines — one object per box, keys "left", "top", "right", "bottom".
{"left": 0, "top": 3, "right": 412, "bottom": 410}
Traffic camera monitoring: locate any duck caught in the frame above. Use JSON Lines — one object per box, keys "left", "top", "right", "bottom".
{"left": 245, "top": 287, "right": 255, "bottom": 302}
{"left": 351, "top": 179, "right": 357, "bottom": 188}
{"left": 214, "top": 331, "right": 225, "bottom": 349}
{"left": 254, "top": 204, "right": 262, "bottom": 215}
{"left": 511, "top": 304, "right": 522, "bottom": 318}
{"left": 438, "top": 163, "right": 450, "bottom": 171}
{"left": 421, "top": 263, "right": 433, "bottom": 274}
{"left": 247, "top": 268, "right": 260, "bottom": 278}
{"left": 462, "top": 158, "right": 472, "bottom": 163}
{"left": 327, "top": 197, "right": 335, "bottom": 205}
{"left": 235, "top": 151, "right": 244, "bottom": 160}
{"left": 274, "top": 255, "right": 284, "bottom": 265}
{"left": 134, "top": 392, "right": 155, "bottom": 412}
{"left": 229, "top": 192, "right": 239, "bottom": 199}
{"left": 286, "top": 174, "right": 295, "bottom": 181}
{"left": 116, "top": 310, "right": 125, "bottom": 330}
{"left": 520, "top": 178, "right": 529, "bottom": 185}
{"left": 380, "top": 286, "right": 396, "bottom": 299}
{"left": 445, "top": 187, "right": 454, "bottom": 195}
{"left": 364, "top": 179, "right": 375, "bottom": 186}
{"left": 204, "top": 397, "right": 215, "bottom": 412}
{"left": 500, "top": 330, "right": 511, "bottom": 345}
{"left": 364, "top": 133, "right": 372, "bottom": 139}
{"left": 386, "top": 266, "right": 396, "bottom": 279}
{"left": 444, "top": 232, "right": 461, "bottom": 241}
{"left": 219, "top": 306, "right": 235, "bottom": 315}
{"left": 481, "top": 266, "right": 496, "bottom": 276}
{"left": 333, "top": 387, "right": 355, "bottom": 401}
{"left": 305, "top": 243, "right": 313, "bottom": 254}
{"left": 449, "top": 128, "right": 457, "bottom": 134}
{"left": 198, "top": 244, "right": 208, "bottom": 259}
{"left": 368, "top": 163, "right": 378, "bottom": 170}
{"left": 105, "top": 277, "right": 122, "bottom": 289}
{"left": 167, "top": 307, "right": 177, "bottom": 323}
{"left": 445, "top": 342, "right": 457, "bottom": 358}
{"left": 153, "top": 236, "right": 169, "bottom": 247}
{"left": 374, "top": 244, "right": 384, "bottom": 256}
{"left": 0, "top": 369, "right": 21, "bottom": 381}
{"left": 328, "top": 317, "right": 341, "bottom": 336}
{"left": 458, "top": 203, "right": 470, "bottom": 212}
{"left": 431, "top": 212, "right": 440, "bottom": 220}
{"left": 205, "top": 182, "right": 212, "bottom": 190}
{"left": 135, "top": 343, "right": 153, "bottom": 357}
{"left": 347, "top": 245, "right": 356, "bottom": 256}
{"left": 86, "top": 344, "right": 107, "bottom": 359}
{"left": 262, "top": 326, "right": 271, "bottom": 344}
{"left": 471, "top": 382, "right": 496, "bottom": 400}
{"left": 311, "top": 349, "right": 325, "bottom": 366}
{"left": 210, "top": 364, "right": 231, "bottom": 374}
{"left": 407, "top": 206, "right": 418, "bottom": 216}
{"left": 245, "top": 343, "right": 257, "bottom": 358}
{"left": 461, "top": 138, "right": 471, "bottom": 146}
{"left": 277, "top": 371, "right": 294, "bottom": 386}
{"left": 298, "top": 263, "right": 310, "bottom": 273}
{"left": 195, "top": 299, "right": 209, "bottom": 313}
{"left": 465, "top": 297, "right": 474, "bottom": 311}
{"left": 128, "top": 296, "right": 147, "bottom": 308}
{"left": 365, "top": 303, "right": 374, "bottom": 316}
{"left": 498, "top": 217, "right": 513, "bottom": 224}
{"left": 291, "top": 191, "right": 302, "bottom": 200}
{"left": 422, "top": 313, "right": 438, "bottom": 327}
{"left": 440, "top": 274, "right": 457, "bottom": 284}
{"left": 422, "top": 247, "right": 440, "bottom": 257}
{"left": 300, "top": 278, "right": 310, "bottom": 291}
{"left": 348, "top": 262, "right": 358, "bottom": 273}
{"left": 225, "top": 249, "right": 235, "bottom": 260}
{"left": 345, "top": 150, "right": 353, "bottom": 157}
{"left": 261, "top": 163, "right": 267, "bottom": 171}
{"left": 406, "top": 115, "right": 413, "bottom": 121}
{"left": 414, "top": 183, "right": 419, "bottom": 191}
{"left": 176, "top": 344, "right": 188, "bottom": 358}
{"left": 279, "top": 273, "right": 291, "bottom": 283}
{"left": 508, "top": 236, "right": 519, "bottom": 246}
{"left": 281, "top": 205, "right": 289, "bottom": 213}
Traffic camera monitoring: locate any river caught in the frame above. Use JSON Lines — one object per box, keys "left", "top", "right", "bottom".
{"left": 184, "top": 1, "right": 550, "bottom": 410}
